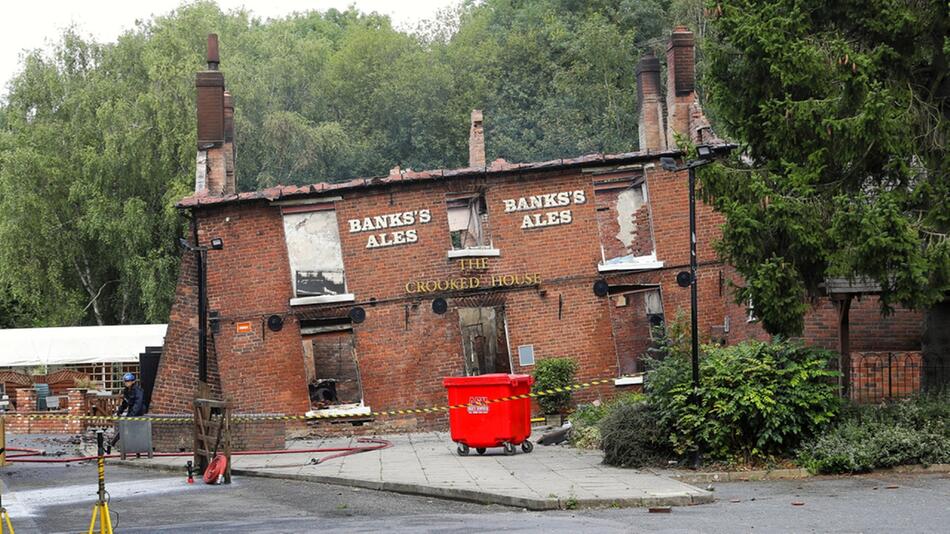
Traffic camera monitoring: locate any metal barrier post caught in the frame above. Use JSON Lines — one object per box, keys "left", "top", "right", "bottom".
{"left": 0, "top": 416, "right": 12, "bottom": 533}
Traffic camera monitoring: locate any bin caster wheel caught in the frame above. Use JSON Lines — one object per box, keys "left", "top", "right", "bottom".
{"left": 521, "top": 440, "right": 534, "bottom": 453}
{"left": 476, "top": 448, "right": 486, "bottom": 455}
{"left": 457, "top": 443, "right": 470, "bottom": 456}
{"left": 503, "top": 442, "right": 516, "bottom": 455}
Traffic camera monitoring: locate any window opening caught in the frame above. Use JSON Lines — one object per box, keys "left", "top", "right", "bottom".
{"left": 747, "top": 297, "right": 757, "bottom": 323}
{"left": 447, "top": 194, "right": 490, "bottom": 249}
{"left": 609, "top": 287, "right": 664, "bottom": 375}
{"left": 283, "top": 208, "right": 346, "bottom": 298}
{"left": 644, "top": 289, "right": 665, "bottom": 339}
{"left": 594, "top": 176, "right": 660, "bottom": 270}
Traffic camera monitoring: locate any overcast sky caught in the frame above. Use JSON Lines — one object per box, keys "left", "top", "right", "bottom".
{"left": 0, "top": 0, "right": 457, "bottom": 91}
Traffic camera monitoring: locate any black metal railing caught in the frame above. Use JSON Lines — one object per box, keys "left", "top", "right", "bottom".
{"left": 847, "top": 352, "right": 949, "bottom": 403}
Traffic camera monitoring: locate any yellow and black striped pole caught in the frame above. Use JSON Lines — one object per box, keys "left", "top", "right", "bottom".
{"left": 0, "top": 480, "right": 12, "bottom": 534}
{"left": 87, "top": 430, "right": 113, "bottom": 534}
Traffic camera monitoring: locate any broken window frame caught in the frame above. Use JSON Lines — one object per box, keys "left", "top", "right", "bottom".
{"left": 594, "top": 175, "right": 663, "bottom": 272}
{"left": 643, "top": 288, "right": 666, "bottom": 340}
{"left": 446, "top": 193, "right": 492, "bottom": 251}
{"left": 747, "top": 297, "right": 758, "bottom": 323}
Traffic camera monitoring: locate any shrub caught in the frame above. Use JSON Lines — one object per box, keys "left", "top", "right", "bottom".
{"left": 533, "top": 357, "right": 578, "bottom": 414}
{"left": 600, "top": 400, "right": 673, "bottom": 467}
{"left": 646, "top": 337, "right": 840, "bottom": 463}
{"left": 798, "top": 394, "right": 950, "bottom": 474}
{"left": 569, "top": 393, "right": 644, "bottom": 449}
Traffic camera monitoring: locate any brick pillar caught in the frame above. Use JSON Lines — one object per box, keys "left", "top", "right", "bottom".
{"left": 636, "top": 51, "right": 666, "bottom": 151}
{"left": 66, "top": 388, "right": 85, "bottom": 433}
{"left": 666, "top": 26, "right": 696, "bottom": 145}
{"left": 16, "top": 388, "right": 36, "bottom": 412}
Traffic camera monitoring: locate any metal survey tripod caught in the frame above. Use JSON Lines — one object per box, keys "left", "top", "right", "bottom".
{"left": 87, "top": 430, "right": 113, "bottom": 534}
{"left": 0, "top": 480, "right": 13, "bottom": 534}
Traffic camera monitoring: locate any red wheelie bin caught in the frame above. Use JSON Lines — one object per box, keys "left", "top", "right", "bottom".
{"left": 443, "top": 373, "right": 534, "bottom": 456}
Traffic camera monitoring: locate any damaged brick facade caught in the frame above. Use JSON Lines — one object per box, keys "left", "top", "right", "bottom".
{"left": 149, "top": 29, "right": 922, "bottom": 445}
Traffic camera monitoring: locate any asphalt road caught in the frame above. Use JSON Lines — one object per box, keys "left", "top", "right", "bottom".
{"left": 4, "top": 435, "right": 949, "bottom": 533}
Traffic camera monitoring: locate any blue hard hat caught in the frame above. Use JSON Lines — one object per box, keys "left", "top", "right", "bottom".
{"left": 123, "top": 373, "right": 136, "bottom": 382}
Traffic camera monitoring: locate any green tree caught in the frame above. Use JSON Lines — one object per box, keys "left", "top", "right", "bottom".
{"left": 0, "top": 28, "right": 191, "bottom": 325}
{"left": 701, "top": 1, "right": 949, "bottom": 384}
{"left": 0, "top": 0, "right": 686, "bottom": 326}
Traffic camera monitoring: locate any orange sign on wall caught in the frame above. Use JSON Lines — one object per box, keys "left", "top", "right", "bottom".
{"left": 235, "top": 321, "right": 252, "bottom": 333}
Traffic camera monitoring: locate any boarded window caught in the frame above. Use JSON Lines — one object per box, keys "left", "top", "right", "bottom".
{"left": 447, "top": 194, "right": 489, "bottom": 249}
{"left": 282, "top": 209, "right": 346, "bottom": 297}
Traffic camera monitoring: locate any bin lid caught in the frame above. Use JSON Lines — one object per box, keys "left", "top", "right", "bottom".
{"left": 443, "top": 373, "right": 533, "bottom": 387}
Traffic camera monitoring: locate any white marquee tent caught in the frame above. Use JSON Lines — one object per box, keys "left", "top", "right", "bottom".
{"left": 0, "top": 324, "right": 167, "bottom": 368}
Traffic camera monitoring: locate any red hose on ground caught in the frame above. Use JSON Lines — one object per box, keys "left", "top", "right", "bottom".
{"left": 203, "top": 454, "right": 228, "bottom": 484}
{"left": 5, "top": 447, "right": 45, "bottom": 458}
{"left": 5, "top": 438, "right": 392, "bottom": 464}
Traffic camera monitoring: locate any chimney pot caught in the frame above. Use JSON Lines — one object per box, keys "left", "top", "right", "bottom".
{"left": 667, "top": 27, "right": 695, "bottom": 95}
{"left": 207, "top": 34, "right": 220, "bottom": 70}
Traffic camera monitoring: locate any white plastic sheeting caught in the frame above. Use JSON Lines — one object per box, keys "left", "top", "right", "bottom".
{"left": 0, "top": 324, "right": 166, "bottom": 367}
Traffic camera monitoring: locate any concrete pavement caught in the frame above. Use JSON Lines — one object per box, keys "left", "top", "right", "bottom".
{"left": 116, "top": 431, "right": 711, "bottom": 510}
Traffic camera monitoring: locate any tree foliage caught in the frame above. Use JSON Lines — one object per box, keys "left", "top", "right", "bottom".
{"left": 701, "top": 0, "right": 950, "bottom": 337}
{"left": 0, "top": 0, "right": 700, "bottom": 326}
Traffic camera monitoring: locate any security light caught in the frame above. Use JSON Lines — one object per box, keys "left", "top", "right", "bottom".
{"left": 696, "top": 145, "right": 713, "bottom": 160}
{"left": 210, "top": 237, "right": 224, "bottom": 250}
{"left": 660, "top": 157, "right": 679, "bottom": 171}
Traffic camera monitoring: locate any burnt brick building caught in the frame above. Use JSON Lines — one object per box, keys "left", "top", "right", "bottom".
{"left": 150, "top": 29, "right": 922, "bottom": 437}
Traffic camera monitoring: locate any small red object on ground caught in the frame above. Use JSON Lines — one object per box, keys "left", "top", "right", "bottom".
{"left": 443, "top": 373, "right": 534, "bottom": 456}
{"left": 203, "top": 454, "right": 228, "bottom": 484}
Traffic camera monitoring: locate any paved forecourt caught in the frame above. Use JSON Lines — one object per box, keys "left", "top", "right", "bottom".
{"left": 116, "top": 431, "right": 710, "bottom": 510}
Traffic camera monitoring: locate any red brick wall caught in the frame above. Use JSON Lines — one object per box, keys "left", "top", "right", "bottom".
{"left": 801, "top": 297, "right": 923, "bottom": 352}
{"left": 155, "top": 206, "right": 320, "bottom": 418}
{"left": 155, "top": 154, "right": 926, "bottom": 441}
{"left": 330, "top": 170, "right": 615, "bottom": 415}
{"left": 151, "top": 225, "right": 224, "bottom": 415}
{"left": 6, "top": 389, "right": 86, "bottom": 434}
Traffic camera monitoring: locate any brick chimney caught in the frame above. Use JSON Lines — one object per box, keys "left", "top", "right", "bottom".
{"left": 223, "top": 91, "right": 236, "bottom": 194}
{"left": 195, "top": 34, "right": 234, "bottom": 196}
{"left": 666, "top": 26, "right": 696, "bottom": 145}
{"left": 636, "top": 51, "right": 666, "bottom": 151}
{"left": 469, "top": 109, "right": 485, "bottom": 168}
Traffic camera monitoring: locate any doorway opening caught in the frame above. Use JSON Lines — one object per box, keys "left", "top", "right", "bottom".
{"left": 458, "top": 306, "right": 512, "bottom": 376}
{"left": 300, "top": 318, "right": 363, "bottom": 410}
